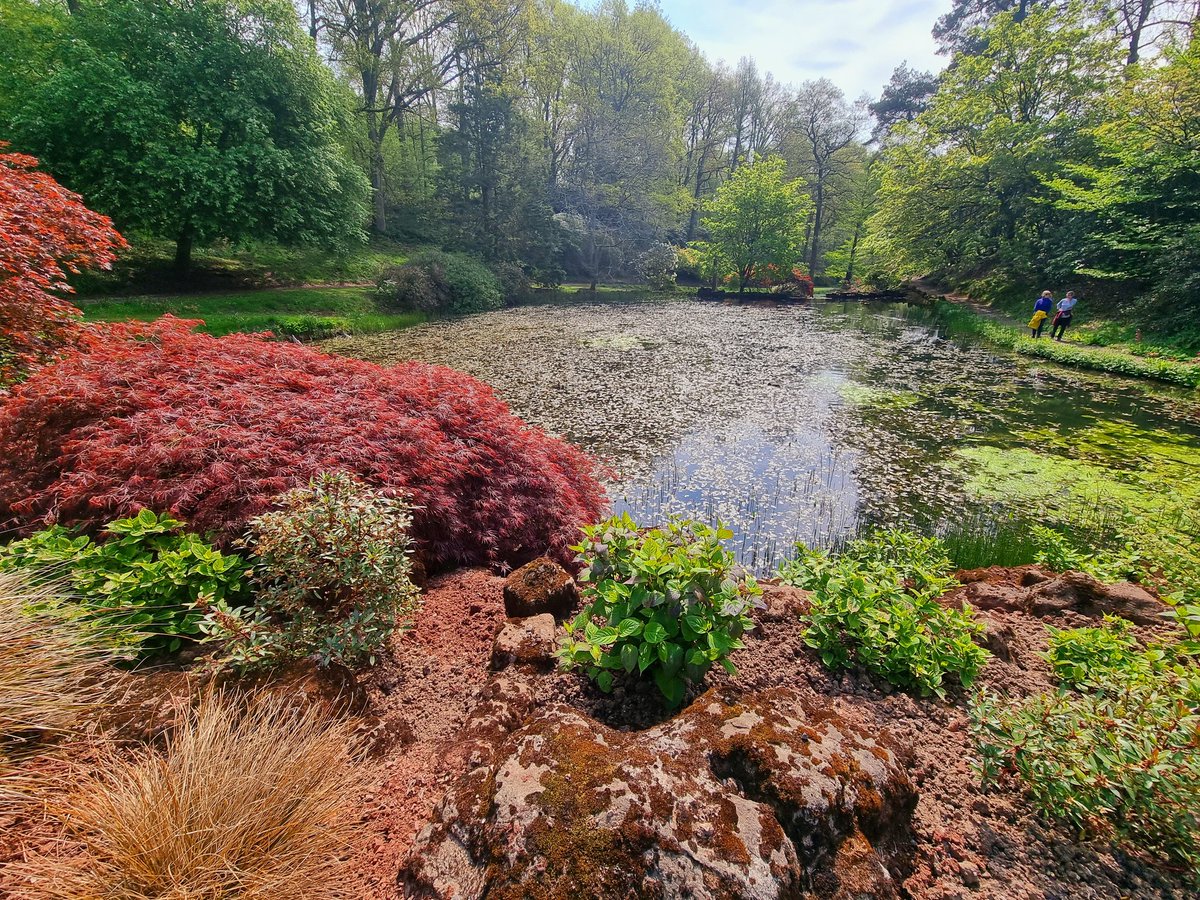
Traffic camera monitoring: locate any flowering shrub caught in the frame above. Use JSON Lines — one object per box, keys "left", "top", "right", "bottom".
{"left": 0, "top": 509, "right": 247, "bottom": 654}
{"left": 559, "top": 514, "right": 761, "bottom": 706}
{"left": 0, "top": 317, "right": 606, "bottom": 571}
{"left": 202, "top": 472, "right": 420, "bottom": 669}
{"left": 636, "top": 243, "right": 678, "bottom": 291}
{"left": 0, "top": 146, "right": 126, "bottom": 383}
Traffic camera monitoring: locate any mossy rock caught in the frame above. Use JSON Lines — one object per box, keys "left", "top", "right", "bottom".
{"left": 401, "top": 684, "right": 917, "bottom": 899}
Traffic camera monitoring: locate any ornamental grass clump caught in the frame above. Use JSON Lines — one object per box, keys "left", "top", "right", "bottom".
{"left": 24, "top": 691, "right": 365, "bottom": 900}
{"left": 202, "top": 472, "right": 420, "bottom": 669}
{"left": 0, "top": 572, "right": 117, "bottom": 799}
{"left": 559, "top": 514, "right": 762, "bottom": 707}
{"left": 972, "top": 617, "right": 1200, "bottom": 878}
{"left": 780, "top": 530, "right": 988, "bottom": 697}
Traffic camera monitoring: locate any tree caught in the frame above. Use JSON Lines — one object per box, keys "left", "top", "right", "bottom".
{"left": 6, "top": 0, "right": 369, "bottom": 275}
{"left": 869, "top": 63, "right": 938, "bottom": 144}
{"left": 866, "top": 5, "right": 1119, "bottom": 283}
{"left": 932, "top": 0, "right": 1197, "bottom": 62}
{"left": 320, "top": 0, "right": 460, "bottom": 234}
{"left": 551, "top": 0, "right": 691, "bottom": 288}
{"left": 700, "top": 156, "right": 812, "bottom": 293}
{"left": 1049, "top": 36, "right": 1200, "bottom": 322}
{"left": 0, "top": 146, "right": 125, "bottom": 383}
{"left": 784, "top": 79, "right": 867, "bottom": 275}
{"left": 678, "top": 54, "right": 733, "bottom": 240}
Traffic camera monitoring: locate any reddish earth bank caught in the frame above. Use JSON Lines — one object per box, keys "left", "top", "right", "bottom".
{"left": 2, "top": 563, "right": 1190, "bottom": 899}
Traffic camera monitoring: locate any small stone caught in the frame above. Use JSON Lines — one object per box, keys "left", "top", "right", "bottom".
{"left": 959, "top": 861, "right": 981, "bottom": 888}
{"left": 502, "top": 557, "right": 578, "bottom": 618}
{"left": 490, "top": 614, "right": 558, "bottom": 671}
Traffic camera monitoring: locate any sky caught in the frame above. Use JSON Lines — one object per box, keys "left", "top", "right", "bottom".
{"left": 654, "top": 0, "right": 953, "bottom": 101}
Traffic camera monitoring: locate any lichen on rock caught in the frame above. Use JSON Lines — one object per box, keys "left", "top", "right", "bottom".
{"left": 401, "top": 684, "right": 917, "bottom": 900}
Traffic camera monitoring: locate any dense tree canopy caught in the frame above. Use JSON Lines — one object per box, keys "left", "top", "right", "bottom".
{"left": 700, "top": 157, "right": 811, "bottom": 293}
{"left": 3, "top": 0, "right": 369, "bottom": 273}
{"left": 0, "top": 0, "right": 1196, "bottom": 319}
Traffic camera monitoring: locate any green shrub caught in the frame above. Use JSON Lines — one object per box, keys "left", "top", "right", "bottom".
{"left": 973, "top": 622, "right": 1200, "bottom": 877}
{"left": 259, "top": 314, "right": 353, "bottom": 341}
{"left": 375, "top": 264, "right": 442, "bottom": 313}
{"left": 201, "top": 472, "right": 420, "bottom": 669}
{"left": 375, "top": 249, "right": 503, "bottom": 315}
{"left": 779, "top": 531, "right": 989, "bottom": 697}
{"left": 559, "top": 514, "right": 761, "bottom": 706}
{"left": 493, "top": 260, "right": 534, "bottom": 304}
{"left": 0, "top": 510, "right": 247, "bottom": 654}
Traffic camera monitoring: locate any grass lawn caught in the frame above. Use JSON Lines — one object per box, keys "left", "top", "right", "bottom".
{"left": 72, "top": 237, "right": 412, "bottom": 297}
{"left": 79, "top": 286, "right": 425, "bottom": 339}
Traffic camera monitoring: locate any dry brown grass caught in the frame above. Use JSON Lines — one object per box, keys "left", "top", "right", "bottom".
{"left": 1, "top": 571, "right": 115, "bottom": 798}
{"left": 25, "top": 691, "right": 366, "bottom": 900}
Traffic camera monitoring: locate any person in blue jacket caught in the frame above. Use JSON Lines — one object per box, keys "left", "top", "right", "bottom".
{"left": 1031, "top": 291, "right": 1054, "bottom": 338}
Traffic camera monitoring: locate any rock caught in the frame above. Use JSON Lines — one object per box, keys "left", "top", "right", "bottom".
{"left": 942, "top": 567, "right": 1166, "bottom": 626}
{"left": 401, "top": 685, "right": 917, "bottom": 900}
{"left": 959, "top": 860, "right": 981, "bottom": 888}
{"left": 490, "top": 614, "right": 558, "bottom": 671}
{"left": 502, "top": 557, "right": 578, "bottom": 619}
{"left": 757, "top": 582, "right": 810, "bottom": 621}
{"left": 1027, "top": 572, "right": 1164, "bottom": 625}
{"left": 981, "top": 621, "right": 1016, "bottom": 662}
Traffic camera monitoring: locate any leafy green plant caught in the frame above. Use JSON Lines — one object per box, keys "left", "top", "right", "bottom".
{"left": 975, "top": 606, "right": 1200, "bottom": 878}
{"left": 559, "top": 514, "right": 761, "bottom": 707}
{"left": 201, "top": 472, "right": 420, "bottom": 669}
{"left": 1031, "top": 524, "right": 1143, "bottom": 582}
{"left": 0, "top": 510, "right": 247, "bottom": 654}
{"left": 780, "top": 531, "right": 988, "bottom": 697}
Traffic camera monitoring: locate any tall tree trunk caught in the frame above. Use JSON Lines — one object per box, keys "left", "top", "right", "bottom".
{"left": 845, "top": 221, "right": 863, "bottom": 285}
{"left": 687, "top": 163, "right": 705, "bottom": 241}
{"left": 174, "top": 222, "right": 193, "bottom": 278}
{"left": 1126, "top": 0, "right": 1153, "bottom": 65}
{"left": 370, "top": 145, "right": 387, "bottom": 234}
{"left": 808, "top": 181, "right": 825, "bottom": 275}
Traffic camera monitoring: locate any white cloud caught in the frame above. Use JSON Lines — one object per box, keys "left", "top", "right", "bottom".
{"left": 653, "top": 0, "right": 952, "bottom": 100}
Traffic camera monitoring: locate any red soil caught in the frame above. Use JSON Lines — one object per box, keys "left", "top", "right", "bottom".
{"left": 3, "top": 566, "right": 1190, "bottom": 899}
{"left": 343, "top": 565, "right": 1190, "bottom": 899}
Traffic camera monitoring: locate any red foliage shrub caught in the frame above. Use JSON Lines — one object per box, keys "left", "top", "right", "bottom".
{"left": 0, "top": 146, "right": 126, "bottom": 383}
{"left": 0, "top": 318, "right": 608, "bottom": 571}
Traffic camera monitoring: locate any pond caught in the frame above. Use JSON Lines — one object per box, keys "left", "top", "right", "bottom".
{"left": 326, "top": 298, "right": 1200, "bottom": 573}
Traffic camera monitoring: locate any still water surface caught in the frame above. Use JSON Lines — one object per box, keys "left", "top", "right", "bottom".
{"left": 328, "top": 299, "right": 1200, "bottom": 572}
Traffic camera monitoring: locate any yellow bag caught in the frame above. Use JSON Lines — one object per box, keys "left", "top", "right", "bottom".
{"left": 1028, "top": 310, "right": 1048, "bottom": 329}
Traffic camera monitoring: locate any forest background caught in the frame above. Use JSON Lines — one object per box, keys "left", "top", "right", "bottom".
{"left": 1, "top": 0, "right": 1198, "bottom": 347}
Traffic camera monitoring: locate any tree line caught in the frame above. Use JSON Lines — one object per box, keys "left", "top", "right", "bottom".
{"left": 0, "top": 0, "right": 1197, "bottom": 325}
{"left": 867, "top": 0, "right": 1199, "bottom": 329}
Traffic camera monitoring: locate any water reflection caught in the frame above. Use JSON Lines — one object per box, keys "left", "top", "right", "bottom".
{"left": 326, "top": 298, "right": 1200, "bottom": 572}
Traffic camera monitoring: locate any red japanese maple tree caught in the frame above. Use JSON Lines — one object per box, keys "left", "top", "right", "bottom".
{"left": 0, "top": 318, "right": 608, "bottom": 571}
{"left": 0, "top": 145, "right": 126, "bottom": 383}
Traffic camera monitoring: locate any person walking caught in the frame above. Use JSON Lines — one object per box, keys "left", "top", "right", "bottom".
{"left": 1051, "top": 291, "right": 1077, "bottom": 341}
{"left": 1029, "top": 290, "right": 1054, "bottom": 337}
